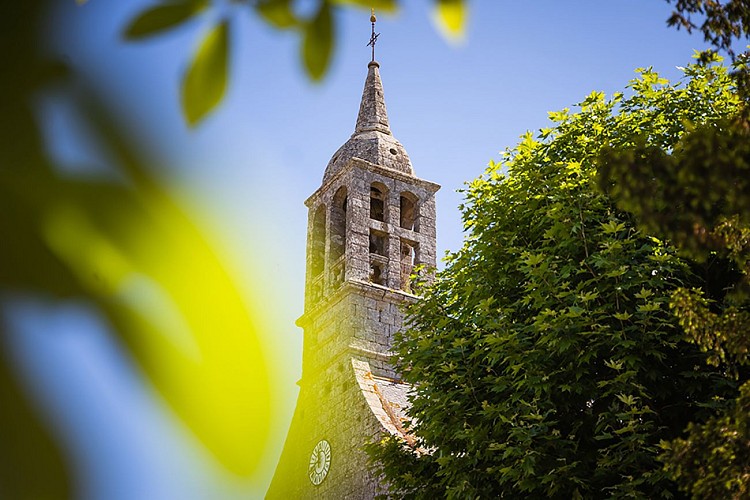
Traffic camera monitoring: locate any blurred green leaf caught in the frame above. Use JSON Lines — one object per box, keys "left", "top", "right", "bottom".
{"left": 302, "top": 1, "right": 333, "bottom": 81}
{"left": 255, "top": 0, "right": 297, "bottom": 29}
{"left": 0, "top": 2, "right": 74, "bottom": 494}
{"left": 123, "top": 0, "right": 207, "bottom": 40}
{"left": 0, "top": 338, "right": 73, "bottom": 499}
{"left": 4, "top": 0, "right": 272, "bottom": 476}
{"left": 181, "top": 19, "right": 229, "bottom": 126}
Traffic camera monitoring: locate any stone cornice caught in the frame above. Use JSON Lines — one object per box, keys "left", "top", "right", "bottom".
{"left": 305, "top": 157, "right": 441, "bottom": 208}
{"left": 296, "top": 278, "right": 418, "bottom": 329}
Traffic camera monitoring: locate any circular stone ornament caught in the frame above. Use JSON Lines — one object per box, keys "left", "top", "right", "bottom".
{"left": 308, "top": 439, "right": 332, "bottom": 486}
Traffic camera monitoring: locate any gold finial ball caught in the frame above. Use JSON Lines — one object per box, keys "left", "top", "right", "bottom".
{"left": 370, "top": 8, "right": 376, "bottom": 23}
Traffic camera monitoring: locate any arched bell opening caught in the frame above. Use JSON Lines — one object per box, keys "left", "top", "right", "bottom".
{"left": 399, "top": 191, "right": 419, "bottom": 232}
{"left": 370, "top": 182, "right": 388, "bottom": 222}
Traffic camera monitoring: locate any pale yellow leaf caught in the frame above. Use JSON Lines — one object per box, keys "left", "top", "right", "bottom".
{"left": 433, "top": 0, "right": 467, "bottom": 42}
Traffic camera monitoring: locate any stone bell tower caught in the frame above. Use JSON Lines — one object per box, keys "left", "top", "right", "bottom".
{"left": 267, "top": 18, "right": 439, "bottom": 499}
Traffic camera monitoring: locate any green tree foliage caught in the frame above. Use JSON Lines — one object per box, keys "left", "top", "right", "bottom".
{"left": 603, "top": 4, "right": 750, "bottom": 497}
{"left": 662, "top": 380, "right": 750, "bottom": 498}
{"left": 666, "top": 0, "right": 750, "bottom": 105}
{"left": 368, "top": 60, "right": 743, "bottom": 498}
{"left": 600, "top": 54, "right": 750, "bottom": 498}
{"left": 666, "top": 0, "right": 750, "bottom": 57}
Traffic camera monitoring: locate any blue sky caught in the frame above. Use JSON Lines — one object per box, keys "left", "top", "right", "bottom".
{"left": 8, "top": 1, "right": 722, "bottom": 498}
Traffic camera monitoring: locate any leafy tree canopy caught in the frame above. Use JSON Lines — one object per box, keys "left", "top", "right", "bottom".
{"left": 599, "top": 53, "right": 750, "bottom": 499}
{"left": 368, "top": 57, "right": 743, "bottom": 498}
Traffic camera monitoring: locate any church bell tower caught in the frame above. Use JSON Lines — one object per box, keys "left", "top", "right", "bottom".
{"left": 267, "top": 16, "right": 439, "bottom": 498}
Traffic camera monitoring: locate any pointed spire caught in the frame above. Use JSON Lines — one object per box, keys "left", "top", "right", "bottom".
{"left": 356, "top": 9, "right": 389, "bottom": 135}
{"left": 322, "top": 11, "right": 414, "bottom": 184}
{"left": 354, "top": 61, "right": 391, "bottom": 135}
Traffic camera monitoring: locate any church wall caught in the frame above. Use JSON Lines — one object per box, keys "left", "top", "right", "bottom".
{"left": 268, "top": 290, "right": 399, "bottom": 498}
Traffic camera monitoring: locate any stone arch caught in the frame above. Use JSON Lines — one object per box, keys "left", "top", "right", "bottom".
{"left": 370, "top": 182, "right": 388, "bottom": 222}
{"left": 399, "top": 191, "right": 419, "bottom": 231}
{"left": 311, "top": 204, "right": 326, "bottom": 277}
{"left": 400, "top": 239, "right": 418, "bottom": 292}
{"left": 370, "top": 261, "right": 386, "bottom": 286}
{"left": 330, "top": 186, "right": 348, "bottom": 263}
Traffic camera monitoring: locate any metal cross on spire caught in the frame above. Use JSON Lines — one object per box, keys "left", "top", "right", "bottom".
{"left": 367, "top": 8, "right": 380, "bottom": 62}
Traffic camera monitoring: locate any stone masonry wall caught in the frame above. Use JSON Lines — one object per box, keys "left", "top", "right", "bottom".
{"left": 268, "top": 154, "right": 438, "bottom": 498}
{"left": 267, "top": 288, "right": 408, "bottom": 499}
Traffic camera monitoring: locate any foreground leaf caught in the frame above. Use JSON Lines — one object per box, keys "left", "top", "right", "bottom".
{"left": 255, "top": 0, "right": 297, "bottom": 29}
{"left": 433, "top": 0, "right": 467, "bottom": 40}
{"left": 181, "top": 19, "right": 229, "bottom": 126}
{"left": 123, "top": 0, "right": 207, "bottom": 40}
{"left": 302, "top": 1, "right": 333, "bottom": 81}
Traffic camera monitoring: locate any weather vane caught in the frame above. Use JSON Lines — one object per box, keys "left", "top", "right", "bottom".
{"left": 367, "top": 8, "right": 380, "bottom": 62}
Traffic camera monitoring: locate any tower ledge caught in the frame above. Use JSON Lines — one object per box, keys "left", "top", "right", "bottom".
{"left": 307, "top": 157, "right": 439, "bottom": 208}
{"left": 296, "top": 278, "right": 418, "bottom": 329}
